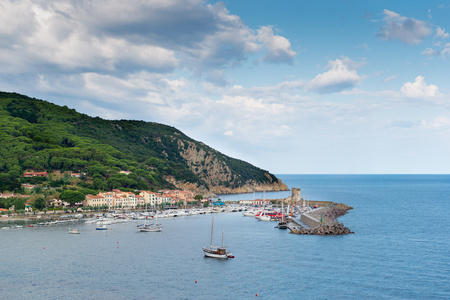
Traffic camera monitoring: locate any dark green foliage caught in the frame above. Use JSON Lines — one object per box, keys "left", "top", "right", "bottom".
{"left": 13, "top": 198, "right": 26, "bottom": 210}
{"left": 0, "top": 91, "right": 280, "bottom": 193}
{"left": 59, "top": 190, "right": 85, "bottom": 206}
{"left": 33, "top": 197, "right": 46, "bottom": 209}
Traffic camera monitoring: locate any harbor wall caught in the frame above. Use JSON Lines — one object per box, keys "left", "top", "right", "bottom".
{"left": 300, "top": 213, "right": 321, "bottom": 228}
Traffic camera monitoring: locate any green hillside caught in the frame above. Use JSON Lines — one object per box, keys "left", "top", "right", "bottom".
{"left": 0, "top": 92, "right": 285, "bottom": 196}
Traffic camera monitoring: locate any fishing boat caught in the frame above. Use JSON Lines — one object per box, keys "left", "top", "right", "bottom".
{"left": 203, "top": 217, "right": 232, "bottom": 259}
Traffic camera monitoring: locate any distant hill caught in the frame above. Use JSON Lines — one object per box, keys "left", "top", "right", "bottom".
{"left": 0, "top": 91, "right": 287, "bottom": 196}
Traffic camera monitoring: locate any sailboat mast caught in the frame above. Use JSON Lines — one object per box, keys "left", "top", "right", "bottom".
{"left": 210, "top": 216, "right": 214, "bottom": 248}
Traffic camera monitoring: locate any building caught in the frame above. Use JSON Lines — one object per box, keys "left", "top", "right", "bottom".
{"left": 0, "top": 192, "right": 14, "bottom": 199}
{"left": 159, "top": 189, "right": 196, "bottom": 204}
{"left": 21, "top": 184, "right": 36, "bottom": 189}
{"left": 23, "top": 171, "right": 48, "bottom": 177}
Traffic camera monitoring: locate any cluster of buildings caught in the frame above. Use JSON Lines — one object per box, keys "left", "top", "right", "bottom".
{"left": 83, "top": 189, "right": 198, "bottom": 209}
{"left": 23, "top": 171, "right": 48, "bottom": 177}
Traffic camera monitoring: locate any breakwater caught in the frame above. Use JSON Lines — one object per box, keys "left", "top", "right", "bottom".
{"left": 291, "top": 203, "right": 354, "bottom": 235}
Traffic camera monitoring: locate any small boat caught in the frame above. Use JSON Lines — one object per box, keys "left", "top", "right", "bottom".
{"left": 139, "top": 215, "right": 162, "bottom": 232}
{"left": 203, "top": 217, "right": 231, "bottom": 259}
{"left": 139, "top": 224, "right": 162, "bottom": 232}
{"left": 96, "top": 219, "right": 108, "bottom": 230}
{"left": 68, "top": 228, "right": 81, "bottom": 234}
{"left": 242, "top": 210, "right": 255, "bottom": 217}
{"left": 277, "top": 200, "right": 288, "bottom": 229}
{"left": 276, "top": 220, "right": 288, "bottom": 229}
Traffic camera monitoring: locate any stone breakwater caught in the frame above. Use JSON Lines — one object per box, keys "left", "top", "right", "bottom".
{"left": 291, "top": 203, "right": 354, "bottom": 235}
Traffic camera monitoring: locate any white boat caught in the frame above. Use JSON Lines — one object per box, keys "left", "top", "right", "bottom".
{"left": 243, "top": 210, "right": 255, "bottom": 217}
{"left": 139, "top": 214, "right": 162, "bottom": 232}
{"left": 139, "top": 224, "right": 162, "bottom": 232}
{"left": 203, "top": 217, "right": 232, "bottom": 259}
{"left": 96, "top": 219, "right": 108, "bottom": 230}
{"left": 259, "top": 214, "right": 271, "bottom": 221}
{"left": 68, "top": 228, "right": 80, "bottom": 234}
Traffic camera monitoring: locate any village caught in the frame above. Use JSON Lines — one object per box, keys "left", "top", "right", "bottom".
{"left": 0, "top": 170, "right": 285, "bottom": 216}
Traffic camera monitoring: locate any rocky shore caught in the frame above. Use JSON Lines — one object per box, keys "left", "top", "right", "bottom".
{"left": 290, "top": 203, "right": 354, "bottom": 235}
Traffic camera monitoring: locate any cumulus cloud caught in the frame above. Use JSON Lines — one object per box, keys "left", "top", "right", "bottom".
{"left": 306, "top": 57, "right": 363, "bottom": 94}
{"left": 400, "top": 76, "right": 440, "bottom": 99}
{"left": 435, "top": 26, "right": 449, "bottom": 40}
{"left": 256, "top": 26, "right": 296, "bottom": 64}
{"left": 378, "top": 9, "right": 432, "bottom": 44}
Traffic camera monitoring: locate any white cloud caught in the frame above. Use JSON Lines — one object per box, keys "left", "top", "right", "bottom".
{"left": 400, "top": 76, "right": 440, "bottom": 99}
{"left": 378, "top": 9, "right": 432, "bottom": 44}
{"left": 384, "top": 75, "right": 397, "bottom": 82}
{"left": 434, "top": 26, "right": 449, "bottom": 42}
{"left": 256, "top": 26, "right": 296, "bottom": 64}
{"left": 421, "top": 47, "right": 440, "bottom": 57}
{"left": 306, "top": 57, "right": 363, "bottom": 94}
{"left": 420, "top": 116, "right": 450, "bottom": 131}
{"left": 0, "top": 0, "right": 294, "bottom": 83}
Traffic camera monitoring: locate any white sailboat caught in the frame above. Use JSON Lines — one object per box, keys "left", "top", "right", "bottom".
{"left": 202, "top": 217, "right": 232, "bottom": 259}
{"left": 139, "top": 215, "right": 162, "bottom": 232}
{"left": 95, "top": 219, "right": 108, "bottom": 230}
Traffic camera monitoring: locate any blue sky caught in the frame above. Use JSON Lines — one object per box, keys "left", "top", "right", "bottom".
{"left": 1, "top": 0, "right": 449, "bottom": 174}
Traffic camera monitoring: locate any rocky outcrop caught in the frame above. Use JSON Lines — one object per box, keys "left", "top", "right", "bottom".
{"left": 175, "top": 139, "right": 288, "bottom": 195}
{"left": 163, "top": 175, "right": 287, "bottom": 198}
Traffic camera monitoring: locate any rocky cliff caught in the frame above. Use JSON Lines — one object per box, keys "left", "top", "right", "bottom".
{"left": 166, "top": 139, "right": 288, "bottom": 196}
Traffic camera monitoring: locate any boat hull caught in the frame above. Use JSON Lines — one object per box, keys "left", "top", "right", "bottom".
{"left": 139, "top": 226, "right": 162, "bottom": 232}
{"left": 202, "top": 247, "right": 228, "bottom": 259}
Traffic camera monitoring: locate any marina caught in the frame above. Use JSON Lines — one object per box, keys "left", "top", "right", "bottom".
{"left": 1, "top": 175, "right": 449, "bottom": 299}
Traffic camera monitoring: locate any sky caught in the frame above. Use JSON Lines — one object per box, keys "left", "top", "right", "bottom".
{"left": 1, "top": 0, "right": 449, "bottom": 174}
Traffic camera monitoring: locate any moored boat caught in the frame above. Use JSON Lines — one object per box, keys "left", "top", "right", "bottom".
{"left": 139, "top": 224, "right": 162, "bottom": 232}
{"left": 203, "top": 217, "right": 232, "bottom": 259}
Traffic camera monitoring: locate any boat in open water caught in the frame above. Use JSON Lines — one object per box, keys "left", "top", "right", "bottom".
{"left": 203, "top": 217, "right": 233, "bottom": 259}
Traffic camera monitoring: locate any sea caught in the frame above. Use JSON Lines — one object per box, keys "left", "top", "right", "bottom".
{"left": 0, "top": 175, "right": 449, "bottom": 299}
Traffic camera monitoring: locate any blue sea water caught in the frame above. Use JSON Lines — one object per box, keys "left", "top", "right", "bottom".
{"left": 0, "top": 175, "right": 449, "bottom": 299}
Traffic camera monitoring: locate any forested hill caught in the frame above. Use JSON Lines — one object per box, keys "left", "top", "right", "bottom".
{"left": 0, "top": 92, "right": 287, "bottom": 195}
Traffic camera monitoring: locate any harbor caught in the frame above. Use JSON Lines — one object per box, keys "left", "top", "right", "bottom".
{"left": 1, "top": 175, "right": 449, "bottom": 299}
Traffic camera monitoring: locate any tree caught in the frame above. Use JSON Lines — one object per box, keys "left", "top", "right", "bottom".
{"left": 13, "top": 198, "right": 26, "bottom": 210}
{"left": 33, "top": 197, "right": 46, "bottom": 210}
{"left": 59, "top": 190, "right": 85, "bottom": 206}
{"left": 194, "top": 194, "right": 203, "bottom": 201}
